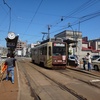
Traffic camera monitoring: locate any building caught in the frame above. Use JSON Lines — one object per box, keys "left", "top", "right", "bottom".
{"left": 0, "top": 47, "right": 8, "bottom": 56}
{"left": 89, "top": 38, "right": 100, "bottom": 52}
{"left": 54, "top": 30, "right": 82, "bottom": 56}
{"left": 54, "top": 30, "right": 100, "bottom": 59}
{"left": 15, "top": 40, "right": 27, "bottom": 56}
{"left": 82, "top": 37, "right": 100, "bottom": 56}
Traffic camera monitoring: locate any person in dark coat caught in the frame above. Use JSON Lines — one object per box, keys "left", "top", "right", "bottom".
{"left": 5, "top": 53, "right": 16, "bottom": 84}
{"left": 82, "top": 57, "right": 87, "bottom": 70}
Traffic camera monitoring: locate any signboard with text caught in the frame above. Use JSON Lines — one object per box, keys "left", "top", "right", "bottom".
{"left": 7, "top": 42, "right": 15, "bottom": 47}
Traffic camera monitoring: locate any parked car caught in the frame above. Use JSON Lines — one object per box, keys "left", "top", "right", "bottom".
{"left": 91, "top": 55, "right": 100, "bottom": 60}
{"left": 68, "top": 55, "right": 79, "bottom": 66}
{"left": 68, "top": 55, "right": 76, "bottom": 61}
{"left": 92, "top": 57, "right": 100, "bottom": 71}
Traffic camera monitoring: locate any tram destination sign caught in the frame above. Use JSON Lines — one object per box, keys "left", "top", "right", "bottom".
{"left": 53, "top": 43, "right": 65, "bottom": 47}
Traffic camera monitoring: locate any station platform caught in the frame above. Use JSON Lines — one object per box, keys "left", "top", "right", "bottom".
{"left": 0, "top": 67, "right": 18, "bottom": 100}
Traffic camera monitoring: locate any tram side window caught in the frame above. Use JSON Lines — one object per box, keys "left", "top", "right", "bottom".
{"left": 39, "top": 46, "right": 47, "bottom": 55}
{"left": 42, "top": 47, "right": 44, "bottom": 55}
{"left": 40, "top": 48, "right": 42, "bottom": 55}
{"left": 49, "top": 46, "right": 51, "bottom": 56}
{"left": 41, "top": 47, "right": 44, "bottom": 55}
{"left": 44, "top": 46, "right": 47, "bottom": 55}
{"left": 34, "top": 49, "right": 37, "bottom": 55}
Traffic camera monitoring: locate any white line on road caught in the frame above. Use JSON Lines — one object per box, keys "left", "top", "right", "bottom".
{"left": 90, "top": 79, "right": 100, "bottom": 82}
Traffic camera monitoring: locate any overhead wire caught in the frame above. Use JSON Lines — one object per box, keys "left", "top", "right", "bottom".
{"left": 2, "top": 0, "right": 100, "bottom": 43}
{"left": 51, "top": 10, "right": 100, "bottom": 34}
{"left": 72, "top": 10, "right": 100, "bottom": 26}
{"left": 0, "top": 4, "right": 9, "bottom": 28}
{"left": 50, "top": 0, "right": 100, "bottom": 29}
{"left": 50, "top": 0, "right": 100, "bottom": 35}
{"left": 3, "top": 0, "right": 11, "bottom": 32}
{"left": 25, "top": 0, "right": 100, "bottom": 42}
{"left": 49, "top": 0, "right": 92, "bottom": 28}
{"left": 24, "top": 0, "right": 44, "bottom": 34}
{"left": 64, "top": 0, "right": 99, "bottom": 19}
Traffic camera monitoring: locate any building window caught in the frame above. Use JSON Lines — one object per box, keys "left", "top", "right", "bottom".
{"left": 98, "top": 45, "right": 100, "bottom": 49}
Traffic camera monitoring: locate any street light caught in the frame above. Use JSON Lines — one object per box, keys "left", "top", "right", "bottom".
{"left": 47, "top": 25, "right": 50, "bottom": 39}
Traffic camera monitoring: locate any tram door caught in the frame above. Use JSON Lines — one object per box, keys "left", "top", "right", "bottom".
{"left": 47, "top": 46, "right": 52, "bottom": 68}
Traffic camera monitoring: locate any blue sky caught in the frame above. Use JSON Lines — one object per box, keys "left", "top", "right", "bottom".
{"left": 0, "top": 0, "right": 100, "bottom": 47}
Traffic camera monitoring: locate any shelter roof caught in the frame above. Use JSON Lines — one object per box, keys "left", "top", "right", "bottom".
{"left": 63, "top": 39, "right": 77, "bottom": 44}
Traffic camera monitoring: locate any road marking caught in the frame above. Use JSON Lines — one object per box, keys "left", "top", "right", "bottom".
{"left": 90, "top": 79, "right": 100, "bottom": 82}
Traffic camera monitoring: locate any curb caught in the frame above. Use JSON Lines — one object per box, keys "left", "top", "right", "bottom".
{"left": 66, "top": 66, "right": 100, "bottom": 77}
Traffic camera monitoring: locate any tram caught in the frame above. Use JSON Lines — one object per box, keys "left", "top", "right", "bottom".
{"left": 31, "top": 38, "right": 67, "bottom": 69}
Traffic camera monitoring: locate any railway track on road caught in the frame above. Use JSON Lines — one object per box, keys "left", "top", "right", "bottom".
{"left": 56, "top": 68, "right": 100, "bottom": 89}
{"left": 17, "top": 58, "right": 100, "bottom": 100}
{"left": 17, "top": 59, "right": 86, "bottom": 100}
{"left": 27, "top": 63, "right": 87, "bottom": 100}
{"left": 17, "top": 60, "right": 40, "bottom": 100}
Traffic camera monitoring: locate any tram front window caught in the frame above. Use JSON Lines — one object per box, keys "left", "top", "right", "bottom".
{"left": 53, "top": 43, "right": 66, "bottom": 56}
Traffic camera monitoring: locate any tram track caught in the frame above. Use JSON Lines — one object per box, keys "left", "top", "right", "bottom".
{"left": 17, "top": 61, "right": 41, "bottom": 100}
{"left": 25, "top": 61, "right": 87, "bottom": 100}
{"left": 17, "top": 59, "right": 100, "bottom": 100}
{"left": 56, "top": 69, "right": 100, "bottom": 89}
{"left": 17, "top": 59, "right": 87, "bottom": 100}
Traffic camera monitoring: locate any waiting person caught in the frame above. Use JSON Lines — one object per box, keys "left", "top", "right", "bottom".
{"left": 86, "top": 53, "right": 92, "bottom": 71}
{"left": 5, "top": 53, "right": 16, "bottom": 84}
{"left": 74, "top": 55, "right": 80, "bottom": 67}
{"left": 82, "top": 57, "right": 87, "bottom": 70}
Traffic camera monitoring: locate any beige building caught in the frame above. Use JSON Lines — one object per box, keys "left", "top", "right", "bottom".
{"left": 15, "top": 40, "right": 27, "bottom": 56}
{"left": 54, "top": 30, "right": 82, "bottom": 56}
{"left": 16, "top": 40, "right": 27, "bottom": 50}
{"left": 54, "top": 30, "right": 100, "bottom": 59}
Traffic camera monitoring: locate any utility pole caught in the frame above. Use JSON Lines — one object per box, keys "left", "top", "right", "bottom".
{"left": 68, "top": 23, "right": 75, "bottom": 55}
{"left": 42, "top": 32, "right": 48, "bottom": 40}
{"left": 47, "top": 25, "right": 50, "bottom": 39}
{"left": 42, "top": 25, "right": 51, "bottom": 41}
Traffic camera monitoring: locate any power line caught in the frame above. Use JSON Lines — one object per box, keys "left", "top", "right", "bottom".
{"left": 50, "top": 0, "right": 100, "bottom": 29}
{"left": 51, "top": 10, "right": 100, "bottom": 34}
{"left": 72, "top": 10, "right": 100, "bottom": 26}
{"left": 24, "top": 0, "right": 44, "bottom": 34}
{"left": 3, "top": 0, "right": 11, "bottom": 32}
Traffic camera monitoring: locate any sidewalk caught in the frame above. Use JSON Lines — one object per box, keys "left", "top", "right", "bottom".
{"left": 67, "top": 64, "right": 100, "bottom": 76}
{"left": 0, "top": 67, "right": 18, "bottom": 100}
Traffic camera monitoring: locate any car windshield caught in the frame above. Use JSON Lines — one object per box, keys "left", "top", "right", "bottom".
{"left": 97, "top": 58, "right": 100, "bottom": 61}
{"left": 70, "top": 56, "right": 75, "bottom": 59}
{"left": 92, "top": 55, "right": 100, "bottom": 60}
